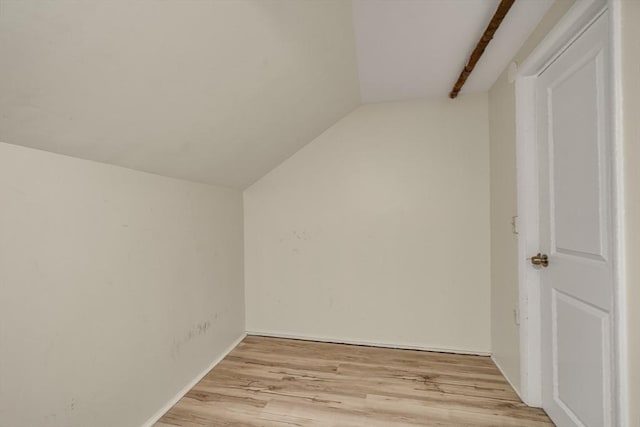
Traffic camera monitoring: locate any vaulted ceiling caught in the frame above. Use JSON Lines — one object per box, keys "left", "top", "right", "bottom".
{"left": 0, "top": 0, "right": 554, "bottom": 189}
{"left": 353, "top": 0, "right": 554, "bottom": 102}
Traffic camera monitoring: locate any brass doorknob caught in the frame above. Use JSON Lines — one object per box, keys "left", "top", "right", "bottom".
{"left": 531, "top": 253, "right": 549, "bottom": 267}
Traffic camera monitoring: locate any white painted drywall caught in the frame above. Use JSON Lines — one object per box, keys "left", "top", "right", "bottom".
{"left": 244, "top": 93, "right": 491, "bottom": 354}
{"left": 488, "top": 67, "right": 521, "bottom": 388}
{"left": 621, "top": 1, "right": 640, "bottom": 424}
{"left": 0, "top": 143, "right": 244, "bottom": 427}
{"left": 488, "top": 0, "right": 575, "bottom": 394}
{"left": 0, "top": 0, "right": 360, "bottom": 189}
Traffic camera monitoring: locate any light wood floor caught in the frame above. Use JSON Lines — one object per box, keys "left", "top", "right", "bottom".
{"left": 155, "top": 336, "right": 554, "bottom": 427}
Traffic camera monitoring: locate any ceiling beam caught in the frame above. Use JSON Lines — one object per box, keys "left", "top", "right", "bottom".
{"left": 449, "top": 0, "right": 516, "bottom": 99}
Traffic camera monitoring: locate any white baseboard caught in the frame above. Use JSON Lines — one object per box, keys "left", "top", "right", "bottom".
{"left": 491, "top": 355, "right": 529, "bottom": 404}
{"left": 246, "top": 330, "right": 490, "bottom": 356}
{"left": 141, "top": 333, "right": 246, "bottom": 427}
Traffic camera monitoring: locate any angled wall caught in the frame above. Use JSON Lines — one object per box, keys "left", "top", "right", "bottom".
{"left": 0, "top": 143, "right": 244, "bottom": 427}
{"left": 244, "top": 93, "right": 491, "bottom": 354}
{"left": 0, "top": 0, "right": 360, "bottom": 188}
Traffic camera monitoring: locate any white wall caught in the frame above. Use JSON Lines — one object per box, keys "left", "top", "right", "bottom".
{"left": 245, "top": 93, "right": 491, "bottom": 354}
{"left": 0, "top": 143, "right": 244, "bottom": 427}
{"left": 621, "top": 1, "right": 640, "bottom": 423}
{"left": 488, "top": 0, "right": 574, "bottom": 393}
{"left": 488, "top": 68, "right": 521, "bottom": 388}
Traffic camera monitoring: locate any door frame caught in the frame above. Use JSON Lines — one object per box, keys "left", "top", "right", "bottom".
{"left": 514, "top": 0, "right": 627, "bottom": 424}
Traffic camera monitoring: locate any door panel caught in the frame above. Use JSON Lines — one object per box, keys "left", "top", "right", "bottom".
{"left": 553, "top": 289, "right": 609, "bottom": 427}
{"left": 536, "top": 12, "right": 614, "bottom": 427}
{"left": 550, "top": 52, "right": 606, "bottom": 260}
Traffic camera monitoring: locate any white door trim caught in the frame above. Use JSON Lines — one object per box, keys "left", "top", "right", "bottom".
{"left": 515, "top": 1, "right": 626, "bottom": 424}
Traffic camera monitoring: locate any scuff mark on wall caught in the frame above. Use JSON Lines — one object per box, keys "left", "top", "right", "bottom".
{"left": 65, "top": 398, "right": 76, "bottom": 415}
{"left": 278, "top": 230, "right": 313, "bottom": 255}
{"left": 292, "top": 230, "right": 311, "bottom": 241}
{"left": 186, "top": 321, "right": 211, "bottom": 340}
{"left": 170, "top": 320, "right": 214, "bottom": 361}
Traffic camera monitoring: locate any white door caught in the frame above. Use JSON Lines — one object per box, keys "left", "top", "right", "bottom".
{"left": 535, "top": 12, "right": 614, "bottom": 427}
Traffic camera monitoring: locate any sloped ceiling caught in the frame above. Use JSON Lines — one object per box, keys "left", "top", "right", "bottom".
{"left": 353, "top": 0, "right": 554, "bottom": 102}
{"left": 0, "top": 0, "right": 553, "bottom": 189}
{"left": 0, "top": 0, "right": 361, "bottom": 189}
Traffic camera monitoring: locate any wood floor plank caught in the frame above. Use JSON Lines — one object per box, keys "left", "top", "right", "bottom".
{"left": 155, "top": 336, "right": 554, "bottom": 426}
